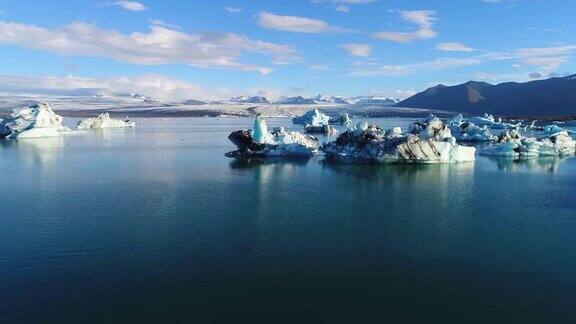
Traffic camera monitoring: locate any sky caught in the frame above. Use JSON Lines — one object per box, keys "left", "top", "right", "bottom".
{"left": 0, "top": 0, "right": 575, "bottom": 100}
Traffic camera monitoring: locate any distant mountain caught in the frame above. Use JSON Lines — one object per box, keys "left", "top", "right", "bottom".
{"left": 314, "top": 94, "right": 349, "bottom": 104}
{"left": 230, "top": 95, "right": 269, "bottom": 103}
{"left": 276, "top": 96, "right": 317, "bottom": 105}
{"left": 397, "top": 75, "right": 576, "bottom": 116}
{"left": 349, "top": 96, "right": 400, "bottom": 106}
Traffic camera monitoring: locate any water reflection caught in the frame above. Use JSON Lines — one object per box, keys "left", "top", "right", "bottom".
{"left": 487, "top": 156, "right": 571, "bottom": 173}
{"left": 0, "top": 137, "right": 65, "bottom": 170}
{"left": 229, "top": 157, "right": 311, "bottom": 170}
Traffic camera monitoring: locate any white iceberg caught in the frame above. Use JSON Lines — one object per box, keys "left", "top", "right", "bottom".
{"left": 447, "top": 114, "right": 465, "bottom": 126}
{"left": 448, "top": 122, "right": 496, "bottom": 142}
{"left": 292, "top": 109, "right": 330, "bottom": 126}
{"left": 481, "top": 128, "right": 576, "bottom": 157}
{"left": 227, "top": 115, "right": 319, "bottom": 158}
{"left": 408, "top": 114, "right": 453, "bottom": 141}
{"left": 323, "top": 118, "right": 475, "bottom": 164}
{"left": 77, "top": 113, "right": 136, "bottom": 130}
{"left": 468, "top": 113, "right": 498, "bottom": 127}
{"left": 0, "top": 103, "right": 69, "bottom": 139}
{"left": 543, "top": 124, "right": 573, "bottom": 135}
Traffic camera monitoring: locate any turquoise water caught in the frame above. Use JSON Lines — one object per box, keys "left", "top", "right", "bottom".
{"left": 1, "top": 118, "right": 576, "bottom": 323}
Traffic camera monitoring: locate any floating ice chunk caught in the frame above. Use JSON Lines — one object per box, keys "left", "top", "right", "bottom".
{"left": 355, "top": 121, "right": 368, "bottom": 131}
{"left": 292, "top": 109, "right": 330, "bottom": 126}
{"left": 448, "top": 114, "right": 465, "bottom": 125}
{"left": 0, "top": 103, "right": 69, "bottom": 139}
{"left": 329, "top": 112, "right": 352, "bottom": 126}
{"left": 481, "top": 128, "right": 575, "bottom": 157}
{"left": 448, "top": 122, "right": 496, "bottom": 142}
{"left": 468, "top": 113, "right": 496, "bottom": 127}
{"left": 77, "top": 113, "right": 136, "bottom": 130}
{"left": 543, "top": 124, "right": 573, "bottom": 135}
{"left": 385, "top": 127, "right": 402, "bottom": 136}
{"left": 227, "top": 116, "right": 319, "bottom": 158}
{"left": 252, "top": 115, "right": 272, "bottom": 144}
{"left": 409, "top": 115, "right": 452, "bottom": 141}
{"left": 323, "top": 120, "right": 475, "bottom": 164}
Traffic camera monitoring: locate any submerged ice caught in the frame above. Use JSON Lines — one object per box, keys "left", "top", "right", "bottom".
{"left": 0, "top": 103, "right": 69, "bottom": 139}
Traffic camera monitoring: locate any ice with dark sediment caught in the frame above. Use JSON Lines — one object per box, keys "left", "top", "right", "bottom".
{"left": 481, "top": 127, "right": 576, "bottom": 157}
{"left": 226, "top": 115, "right": 319, "bottom": 158}
{"left": 322, "top": 116, "right": 476, "bottom": 164}
{"left": 0, "top": 102, "right": 69, "bottom": 139}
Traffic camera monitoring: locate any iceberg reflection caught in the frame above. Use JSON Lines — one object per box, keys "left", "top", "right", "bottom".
{"left": 487, "top": 156, "right": 570, "bottom": 173}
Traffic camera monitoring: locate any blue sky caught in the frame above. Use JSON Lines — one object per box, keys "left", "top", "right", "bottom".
{"left": 0, "top": 0, "right": 575, "bottom": 100}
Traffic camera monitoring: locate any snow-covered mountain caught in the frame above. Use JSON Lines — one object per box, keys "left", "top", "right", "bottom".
{"left": 230, "top": 95, "right": 270, "bottom": 103}
{"left": 275, "top": 96, "right": 317, "bottom": 105}
{"left": 314, "top": 94, "right": 350, "bottom": 104}
{"left": 349, "top": 96, "right": 400, "bottom": 106}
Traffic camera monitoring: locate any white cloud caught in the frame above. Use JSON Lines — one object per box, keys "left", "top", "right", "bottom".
{"left": 147, "top": 19, "right": 181, "bottom": 30}
{"left": 0, "top": 74, "right": 234, "bottom": 101}
{"left": 312, "top": 0, "right": 376, "bottom": 12}
{"left": 349, "top": 58, "right": 481, "bottom": 76}
{"left": 520, "top": 56, "right": 569, "bottom": 72}
{"left": 0, "top": 21, "right": 300, "bottom": 74}
{"left": 373, "top": 10, "right": 437, "bottom": 43}
{"left": 256, "top": 12, "right": 348, "bottom": 33}
{"left": 340, "top": 43, "right": 372, "bottom": 57}
{"left": 435, "top": 42, "right": 475, "bottom": 52}
{"left": 224, "top": 6, "right": 242, "bottom": 13}
{"left": 309, "top": 64, "right": 331, "bottom": 70}
{"left": 481, "top": 45, "right": 576, "bottom": 72}
{"left": 112, "top": 1, "right": 147, "bottom": 11}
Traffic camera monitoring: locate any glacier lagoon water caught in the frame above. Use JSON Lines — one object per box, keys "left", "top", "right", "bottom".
{"left": 1, "top": 117, "right": 576, "bottom": 323}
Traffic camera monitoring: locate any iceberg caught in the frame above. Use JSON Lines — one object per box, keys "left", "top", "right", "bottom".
{"left": 329, "top": 112, "right": 352, "bottom": 126}
{"left": 227, "top": 115, "right": 319, "bottom": 158}
{"left": 543, "top": 124, "right": 573, "bottom": 135}
{"left": 448, "top": 122, "right": 496, "bottom": 142}
{"left": 0, "top": 103, "right": 68, "bottom": 139}
{"left": 292, "top": 109, "right": 330, "bottom": 126}
{"left": 323, "top": 118, "right": 476, "bottom": 164}
{"left": 468, "top": 113, "right": 497, "bottom": 127}
{"left": 481, "top": 128, "right": 576, "bottom": 157}
{"left": 408, "top": 114, "right": 453, "bottom": 141}
{"left": 292, "top": 109, "right": 347, "bottom": 134}
{"left": 77, "top": 113, "right": 136, "bottom": 130}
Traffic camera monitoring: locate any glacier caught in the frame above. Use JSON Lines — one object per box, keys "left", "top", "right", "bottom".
{"left": 227, "top": 115, "right": 320, "bottom": 158}
{"left": 77, "top": 113, "right": 136, "bottom": 130}
{"left": 0, "top": 103, "right": 69, "bottom": 139}
{"left": 322, "top": 117, "right": 476, "bottom": 164}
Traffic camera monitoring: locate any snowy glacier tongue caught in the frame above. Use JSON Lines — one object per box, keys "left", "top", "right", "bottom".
{"left": 0, "top": 102, "right": 69, "bottom": 139}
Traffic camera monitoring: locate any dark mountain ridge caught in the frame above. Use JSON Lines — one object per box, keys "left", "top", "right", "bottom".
{"left": 397, "top": 74, "right": 576, "bottom": 116}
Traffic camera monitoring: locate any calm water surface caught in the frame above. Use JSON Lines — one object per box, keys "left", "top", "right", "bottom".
{"left": 1, "top": 117, "right": 576, "bottom": 323}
